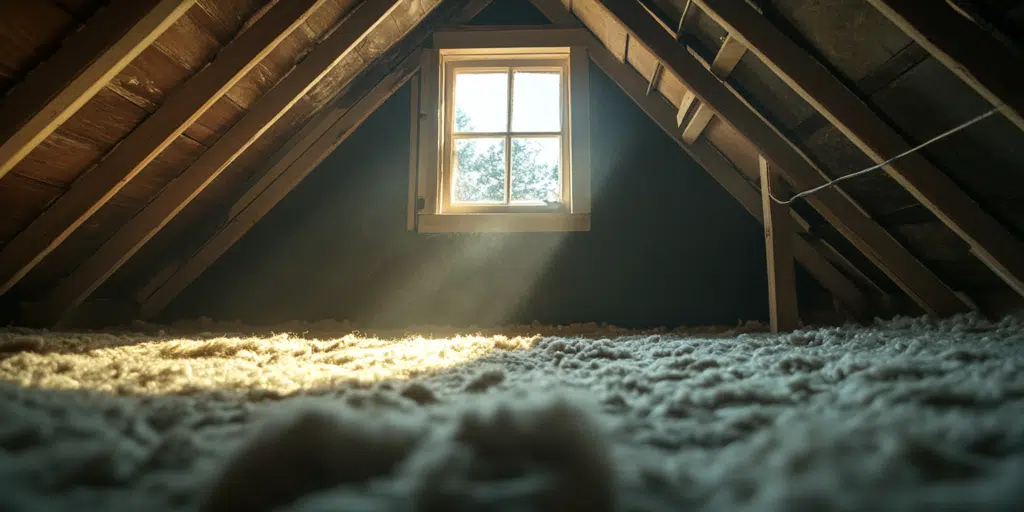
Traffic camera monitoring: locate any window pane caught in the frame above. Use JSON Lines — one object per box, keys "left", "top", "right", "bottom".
{"left": 511, "top": 137, "right": 560, "bottom": 203}
{"left": 511, "top": 72, "right": 561, "bottom": 132}
{"left": 453, "top": 138, "right": 506, "bottom": 203}
{"left": 453, "top": 72, "right": 508, "bottom": 133}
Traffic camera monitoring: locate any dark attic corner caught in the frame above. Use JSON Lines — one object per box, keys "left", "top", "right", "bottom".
{"left": 1, "top": 0, "right": 1024, "bottom": 510}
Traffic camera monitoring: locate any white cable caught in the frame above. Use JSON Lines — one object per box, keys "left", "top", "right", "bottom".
{"left": 769, "top": 105, "right": 1002, "bottom": 205}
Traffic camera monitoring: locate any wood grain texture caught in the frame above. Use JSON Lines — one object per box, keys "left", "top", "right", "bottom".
{"left": 0, "top": 0, "right": 197, "bottom": 181}
{"left": 39, "top": 0, "right": 403, "bottom": 325}
{"left": 0, "top": 0, "right": 328, "bottom": 299}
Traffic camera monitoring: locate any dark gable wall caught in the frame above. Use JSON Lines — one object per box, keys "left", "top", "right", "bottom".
{"left": 163, "top": 0, "right": 819, "bottom": 328}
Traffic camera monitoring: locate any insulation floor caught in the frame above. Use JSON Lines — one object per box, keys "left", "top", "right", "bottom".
{"left": 1, "top": 314, "right": 1023, "bottom": 511}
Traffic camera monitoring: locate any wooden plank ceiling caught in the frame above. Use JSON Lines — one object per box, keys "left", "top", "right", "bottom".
{"left": 0, "top": 0, "right": 1022, "bottom": 326}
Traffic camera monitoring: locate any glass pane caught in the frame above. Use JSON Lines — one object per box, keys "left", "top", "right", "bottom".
{"left": 453, "top": 72, "right": 508, "bottom": 133}
{"left": 453, "top": 138, "right": 506, "bottom": 203}
{"left": 511, "top": 137, "right": 561, "bottom": 203}
{"left": 511, "top": 71, "right": 561, "bottom": 132}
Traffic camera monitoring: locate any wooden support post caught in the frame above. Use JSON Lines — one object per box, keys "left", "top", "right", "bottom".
{"left": 36, "top": 0, "right": 402, "bottom": 325}
{"left": 760, "top": 156, "right": 800, "bottom": 331}
{"left": 584, "top": 29, "right": 869, "bottom": 317}
{"left": 139, "top": 52, "right": 423, "bottom": 320}
{"left": 0, "top": 0, "right": 330, "bottom": 298}
{"left": 697, "top": 0, "right": 1024, "bottom": 300}
{"left": 865, "top": 0, "right": 1024, "bottom": 133}
{"left": 595, "top": 0, "right": 968, "bottom": 316}
{"left": 0, "top": 0, "right": 196, "bottom": 181}
{"left": 681, "top": 34, "right": 746, "bottom": 143}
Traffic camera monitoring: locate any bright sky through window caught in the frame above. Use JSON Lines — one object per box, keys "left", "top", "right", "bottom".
{"left": 451, "top": 68, "right": 563, "bottom": 205}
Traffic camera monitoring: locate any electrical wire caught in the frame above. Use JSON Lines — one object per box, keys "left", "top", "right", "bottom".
{"left": 768, "top": 105, "right": 1003, "bottom": 205}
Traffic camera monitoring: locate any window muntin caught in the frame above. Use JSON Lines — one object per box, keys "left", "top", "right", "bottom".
{"left": 440, "top": 54, "right": 571, "bottom": 213}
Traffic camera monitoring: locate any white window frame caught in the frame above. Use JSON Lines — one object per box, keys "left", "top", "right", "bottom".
{"left": 410, "top": 28, "right": 592, "bottom": 233}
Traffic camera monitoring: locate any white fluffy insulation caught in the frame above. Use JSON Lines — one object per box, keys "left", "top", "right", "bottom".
{"left": 0, "top": 314, "right": 1023, "bottom": 511}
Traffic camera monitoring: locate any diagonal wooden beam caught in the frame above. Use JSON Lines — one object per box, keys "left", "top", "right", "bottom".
{"left": 135, "top": 0, "right": 475, "bottom": 319}
{"left": 0, "top": 0, "right": 330, "bottom": 298}
{"left": 865, "top": 0, "right": 1024, "bottom": 133}
{"left": 585, "top": 34, "right": 869, "bottom": 317}
{"left": 0, "top": 0, "right": 197, "bottom": 181}
{"left": 696, "top": 0, "right": 1024, "bottom": 300}
{"left": 681, "top": 34, "right": 746, "bottom": 143}
{"left": 595, "top": 0, "right": 968, "bottom": 316}
{"left": 139, "top": 50, "right": 423, "bottom": 320}
{"left": 37, "top": 0, "right": 403, "bottom": 326}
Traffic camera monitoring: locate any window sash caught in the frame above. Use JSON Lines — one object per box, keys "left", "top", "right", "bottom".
{"left": 441, "top": 54, "right": 570, "bottom": 214}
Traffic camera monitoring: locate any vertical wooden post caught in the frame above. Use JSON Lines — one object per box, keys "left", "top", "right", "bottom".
{"left": 760, "top": 155, "right": 799, "bottom": 332}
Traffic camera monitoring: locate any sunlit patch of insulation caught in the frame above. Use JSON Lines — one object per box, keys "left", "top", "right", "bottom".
{"left": 0, "top": 332, "right": 540, "bottom": 396}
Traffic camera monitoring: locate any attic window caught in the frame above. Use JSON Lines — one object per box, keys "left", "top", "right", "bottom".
{"left": 409, "top": 29, "right": 592, "bottom": 233}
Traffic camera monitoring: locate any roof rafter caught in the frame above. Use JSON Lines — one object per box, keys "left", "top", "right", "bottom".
{"left": 0, "top": 0, "right": 197, "bottom": 181}
{"left": 0, "top": 0, "right": 331, "bottom": 298}
{"left": 137, "top": 0, "right": 873, "bottom": 320}
{"left": 593, "top": 0, "right": 969, "bottom": 316}
{"left": 681, "top": 33, "right": 746, "bottom": 143}
{"left": 35, "top": 0, "right": 404, "bottom": 326}
{"left": 584, "top": 31, "right": 869, "bottom": 317}
{"left": 865, "top": 0, "right": 1024, "bottom": 133}
{"left": 695, "top": 0, "right": 1024, "bottom": 301}
{"left": 136, "top": 0, "right": 475, "bottom": 320}
{"left": 139, "top": 50, "right": 424, "bottom": 320}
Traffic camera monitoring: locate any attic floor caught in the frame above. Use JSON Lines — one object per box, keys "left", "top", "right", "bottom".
{"left": 1, "top": 315, "right": 1023, "bottom": 510}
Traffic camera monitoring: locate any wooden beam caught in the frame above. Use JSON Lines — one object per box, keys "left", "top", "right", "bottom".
{"left": 135, "top": 0, "right": 474, "bottom": 311}
{"left": 697, "top": 0, "right": 1024, "bottom": 300}
{"left": 865, "top": 0, "right": 1024, "bottom": 133}
{"left": 586, "top": 28, "right": 868, "bottom": 317}
{"left": 595, "top": 0, "right": 968, "bottom": 316}
{"left": 0, "top": 0, "right": 196, "bottom": 181}
{"left": 681, "top": 35, "right": 746, "bottom": 143}
{"left": 760, "top": 156, "right": 800, "bottom": 331}
{"left": 407, "top": 74, "right": 421, "bottom": 231}
{"left": 139, "top": 51, "right": 423, "bottom": 320}
{"left": 36, "top": 0, "right": 402, "bottom": 325}
{"left": 0, "top": 0, "right": 330, "bottom": 298}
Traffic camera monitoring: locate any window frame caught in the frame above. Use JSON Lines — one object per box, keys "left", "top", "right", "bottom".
{"left": 440, "top": 53, "right": 571, "bottom": 214}
{"left": 410, "top": 27, "right": 592, "bottom": 233}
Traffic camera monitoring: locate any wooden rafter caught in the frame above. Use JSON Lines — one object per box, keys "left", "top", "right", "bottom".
{"left": 681, "top": 34, "right": 746, "bottom": 143}
{"left": 0, "top": 0, "right": 196, "bottom": 181}
{"left": 37, "top": 0, "right": 403, "bottom": 325}
{"left": 760, "top": 156, "right": 800, "bottom": 332}
{"left": 585, "top": 36, "right": 868, "bottom": 317}
{"left": 696, "top": 0, "right": 1024, "bottom": 300}
{"left": 865, "top": 0, "right": 1024, "bottom": 133}
{"left": 594, "top": 0, "right": 968, "bottom": 316}
{"left": 136, "top": 0, "right": 474, "bottom": 319}
{"left": 0, "top": 0, "right": 330, "bottom": 298}
{"left": 139, "top": 51, "right": 424, "bottom": 320}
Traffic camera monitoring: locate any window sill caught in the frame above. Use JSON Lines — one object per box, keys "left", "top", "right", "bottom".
{"left": 417, "top": 213, "right": 590, "bottom": 233}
